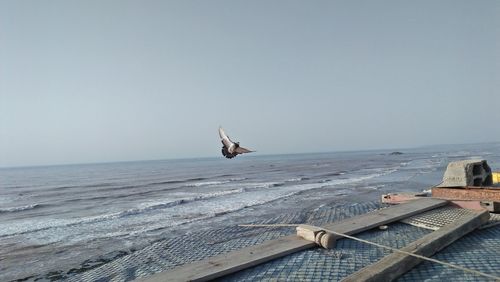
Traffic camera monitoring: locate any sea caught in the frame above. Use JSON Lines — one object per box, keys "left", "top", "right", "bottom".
{"left": 1, "top": 143, "right": 499, "bottom": 281}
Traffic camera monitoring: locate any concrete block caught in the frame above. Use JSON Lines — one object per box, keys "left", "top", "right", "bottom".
{"left": 438, "top": 160, "right": 493, "bottom": 187}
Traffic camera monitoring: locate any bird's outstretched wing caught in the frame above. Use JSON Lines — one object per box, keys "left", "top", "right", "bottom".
{"left": 235, "top": 146, "right": 253, "bottom": 154}
{"left": 219, "top": 127, "right": 233, "bottom": 148}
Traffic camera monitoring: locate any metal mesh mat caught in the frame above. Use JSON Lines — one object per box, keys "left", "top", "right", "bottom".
{"left": 400, "top": 226, "right": 500, "bottom": 282}
{"left": 401, "top": 205, "right": 500, "bottom": 231}
{"left": 68, "top": 201, "right": 382, "bottom": 281}
{"left": 222, "top": 208, "right": 500, "bottom": 282}
{"left": 220, "top": 222, "right": 431, "bottom": 282}
{"left": 68, "top": 202, "right": 500, "bottom": 282}
{"left": 401, "top": 206, "right": 478, "bottom": 230}
{"left": 480, "top": 213, "right": 500, "bottom": 229}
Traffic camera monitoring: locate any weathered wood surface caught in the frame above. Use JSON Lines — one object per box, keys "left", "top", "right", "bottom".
{"left": 341, "top": 209, "right": 490, "bottom": 282}
{"left": 141, "top": 236, "right": 315, "bottom": 282}
{"left": 139, "top": 198, "right": 448, "bottom": 282}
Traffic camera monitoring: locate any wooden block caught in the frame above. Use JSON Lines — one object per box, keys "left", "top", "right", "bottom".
{"left": 341, "top": 209, "right": 490, "bottom": 282}
{"left": 296, "top": 225, "right": 325, "bottom": 243}
{"left": 138, "top": 198, "right": 448, "bottom": 282}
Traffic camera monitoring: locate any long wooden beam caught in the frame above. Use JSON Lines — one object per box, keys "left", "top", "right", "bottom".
{"left": 139, "top": 198, "right": 448, "bottom": 282}
{"left": 341, "top": 209, "right": 490, "bottom": 282}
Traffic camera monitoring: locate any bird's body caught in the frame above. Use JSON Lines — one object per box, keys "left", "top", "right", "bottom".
{"left": 219, "top": 127, "right": 254, "bottom": 159}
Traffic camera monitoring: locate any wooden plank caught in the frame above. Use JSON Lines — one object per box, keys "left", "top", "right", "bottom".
{"left": 341, "top": 209, "right": 490, "bottom": 282}
{"left": 141, "top": 236, "right": 315, "bottom": 282}
{"left": 138, "top": 198, "right": 448, "bottom": 282}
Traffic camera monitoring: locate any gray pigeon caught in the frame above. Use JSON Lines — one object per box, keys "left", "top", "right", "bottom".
{"left": 219, "top": 127, "right": 254, "bottom": 159}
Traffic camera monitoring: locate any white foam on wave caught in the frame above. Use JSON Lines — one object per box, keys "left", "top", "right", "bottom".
{"left": 84, "top": 188, "right": 247, "bottom": 221}
{"left": 0, "top": 204, "right": 41, "bottom": 213}
{"left": 134, "top": 189, "right": 245, "bottom": 212}
{"left": 329, "top": 168, "right": 398, "bottom": 185}
{"left": 0, "top": 189, "right": 246, "bottom": 238}
{"left": 228, "top": 177, "right": 247, "bottom": 181}
{"left": 362, "top": 184, "right": 386, "bottom": 190}
{"left": 179, "top": 168, "right": 400, "bottom": 220}
{"left": 403, "top": 159, "right": 442, "bottom": 171}
{"left": 135, "top": 168, "right": 399, "bottom": 233}
{"left": 227, "top": 181, "right": 286, "bottom": 190}
{"left": 184, "top": 180, "right": 232, "bottom": 187}
{"left": 184, "top": 177, "right": 246, "bottom": 187}
{"left": 285, "top": 177, "right": 307, "bottom": 182}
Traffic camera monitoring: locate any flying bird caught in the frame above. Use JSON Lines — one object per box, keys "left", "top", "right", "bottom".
{"left": 219, "top": 127, "right": 254, "bottom": 159}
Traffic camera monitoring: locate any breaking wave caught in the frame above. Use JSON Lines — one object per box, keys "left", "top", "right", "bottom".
{"left": 285, "top": 177, "right": 309, "bottom": 182}
{"left": 183, "top": 177, "right": 246, "bottom": 187}
{"left": 0, "top": 167, "right": 399, "bottom": 239}
{"left": 0, "top": 189, "right": 246, "bottom": 237}
{"left": 123, "top": 189, "right": 245, "bottom": 217}
{"left": 0, "top": 204, "right": 42, "bottom": 213}
{"left": 184, "top": 181, "right": 231, "bottom": 187}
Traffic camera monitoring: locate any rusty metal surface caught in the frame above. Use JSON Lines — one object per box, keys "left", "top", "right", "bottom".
{"left": 432, "top": 187, "right": 500, "bottom": 201}
{"left": 381, "top": 193, "right": 428, "bottom": 204}
{"left": 449, "top": 200, "right": 487, "bottom": 211}
{"left": 462, "top": 186, "right": 500, "bottom": 189}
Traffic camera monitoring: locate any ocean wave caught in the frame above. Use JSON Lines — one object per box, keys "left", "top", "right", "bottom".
{"left": 195, "top": 169, "right": 400, "bottom": 221}
{"left": 319, "top": 168, "right": 398, "bottom": 187}
{"left": 98, "top": 178, "right": 210, "bottom": 191}
{"left": 285, "top": 177, "right": 309, "bottom": 182}
{"left": 129, "top": 189, "right": 246, "bottom": 215}
{"left": 0, "top": 204, "right": 42, "bottom": 213}
{"left": 184, "top": 180, "right": 232, "bottom": 187}
{"left": 236, "top": 182, "right": 286, "bottom": 189}
{"left": 76, "top": 190, "right": 247, "bottom": 222}
{"left": 58, "top": 179, "right": 246, "bottom": 205}
{"left": 49, "top": 176, "right": 245, "bottom": 196}
{"left": 184, "top": 177, "right": 246, "bottom": 187}
{"left": 111, "top": 169, "right": 390, "bottom": 231}
{"left": 227, "top": 177, "right": 247, "bottom": 181}
{"left": 316, "top": 171, "right": 347, "bottom": 178}
{"left": 362, "top": 184, "right": 386, "bottom": 190}
{"left": 48, "top": 183, "right": 116, "bottom": 191}
{"left": 0, "top": 167, "right": 399, "bottom": 239}
{"left": 0, "top": 189, "right": 246, "bottom": 237}
{"left": 403, "top": 159, "right": 442, "bottom": 171}
{"left": 59, "top": 177, "right": 238, "bottom": 203}
{"left": 59, "top": 177, "right": 212, "bottom": 193}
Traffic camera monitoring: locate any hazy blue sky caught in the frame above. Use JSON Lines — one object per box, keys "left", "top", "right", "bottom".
{"left": 1, "top": 1, "right": 499, "bottom": 167}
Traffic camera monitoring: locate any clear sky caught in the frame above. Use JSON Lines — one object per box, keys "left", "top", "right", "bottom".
{"left": 1, "top": 1, "right": 499, "bottom": 167}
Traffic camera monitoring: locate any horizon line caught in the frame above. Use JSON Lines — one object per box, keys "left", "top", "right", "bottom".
{"left": 1, "top": 140, "right": 498, "bottom": 170}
